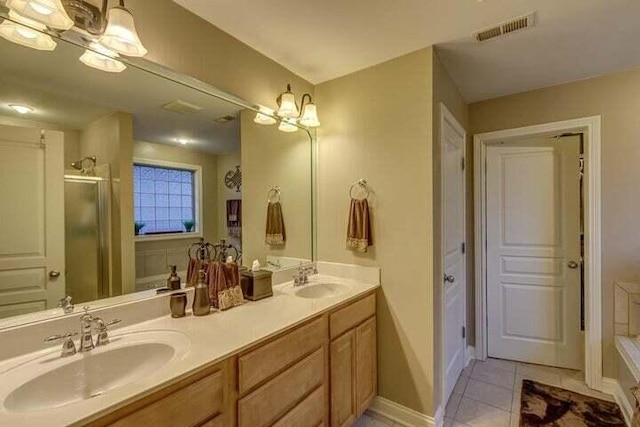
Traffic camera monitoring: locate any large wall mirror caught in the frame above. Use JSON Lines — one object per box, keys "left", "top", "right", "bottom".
{"left": 0, "top": 13, "right": 314, "bottom": 328}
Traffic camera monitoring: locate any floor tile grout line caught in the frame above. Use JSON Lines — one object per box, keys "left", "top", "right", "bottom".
{"left": 456, "top": 394, "right": 515, "bottom": 417}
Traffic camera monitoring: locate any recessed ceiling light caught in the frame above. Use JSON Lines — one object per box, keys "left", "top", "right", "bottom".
{"left": 9, "top": 104, "right": 34, "bottom": 114}
{"left": 174, "top": 138, "right": 190, "bottom": 145}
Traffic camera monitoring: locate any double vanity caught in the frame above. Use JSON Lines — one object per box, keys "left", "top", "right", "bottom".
{"left": 0, "top": 263, "right": 380, "bottom": 426}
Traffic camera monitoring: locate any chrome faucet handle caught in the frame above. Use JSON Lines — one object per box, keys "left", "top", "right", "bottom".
{"left": 94, "top": 318, "right": 121, "bottom": 347}
{"left": 44, "top": 332, "right": 78, "bottom": 358}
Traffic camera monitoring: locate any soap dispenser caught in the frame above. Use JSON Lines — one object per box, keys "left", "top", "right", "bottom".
{"left": 167, "top": 265, "right": 181, "bottom": 290}
{"left": 192, "top": 269, "right": 211, "bottom": 316}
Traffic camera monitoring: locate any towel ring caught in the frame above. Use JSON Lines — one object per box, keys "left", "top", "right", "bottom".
{"left": 349, "top": 179, "right": 370, "bottom": 199}
{"left": 267, "top": 186, "right": 281, "bottom": 203}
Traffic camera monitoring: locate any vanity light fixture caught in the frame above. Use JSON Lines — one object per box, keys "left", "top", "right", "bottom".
{"left": 174, "top": 137, "right": 190, "bottom": 145}
{"left": 8, "top": 104, "right": 34, "bottom": 114}
{"left": 253, "top": 106, "right": 277, "bottom": 125}
{"left": 278, "top": 118, "right": 299, "bottom": 133}
{"left": 276, "top": 83, "right": 320, "bottom": 127}
{"left": 5, "top": 0, "right": 74, "bottom": 30}
{"left": 99, "top": 0, "right": 147, "bottom": 57}
{"left": 0, "top": 10, "right": 57, "bottom": 51}
{"left": 79, "top": 41, "right": 126, "bottom": 73}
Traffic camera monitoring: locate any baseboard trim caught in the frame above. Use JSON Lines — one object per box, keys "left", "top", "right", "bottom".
{"left": 465, "top": 345, "right": 475, "bottom": 367}
{"left": 368, "top": 396, "right": 439, "bottom": 427}
{"left": 602, "top": 377, "right": 633, "bottom": 426}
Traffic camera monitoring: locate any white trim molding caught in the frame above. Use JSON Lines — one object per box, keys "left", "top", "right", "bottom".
{"left": 368, "top": 396, "right": 440, "bottom": 427}
{"left": 473, "top": 116, "right": 602, "bottom": 389}
{"left": 602, "top": 377, "right": 633, "bottom": 426}
{"left": 466, "top": 345, "right": 475, "bottom": 367}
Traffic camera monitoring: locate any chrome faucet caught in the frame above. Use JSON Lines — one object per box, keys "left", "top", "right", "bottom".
{"left": 79, "top": 307, "right": 95, "bottom": 352}
{"left": 293, "top": 264, "right": 318, "bottom": 287}
{"left": 45, "top": 307, "right": 121, "bottom": 357}
{"left": 58, "top": 296, "right": 74, "bottom": 314}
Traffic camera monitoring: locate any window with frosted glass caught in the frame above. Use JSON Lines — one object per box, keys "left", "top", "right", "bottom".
{"left": 133, "top": 164, "right": 195, "bottom": 235}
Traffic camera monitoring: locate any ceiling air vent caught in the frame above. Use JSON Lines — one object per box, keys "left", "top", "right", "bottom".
{"left": 474, "top": 13, "right": 535, "bottom": 43}
{"left": 161, "top": 100, "right": 203, "bottom": 114}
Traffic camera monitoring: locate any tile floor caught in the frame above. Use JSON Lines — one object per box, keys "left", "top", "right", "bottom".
{"left": 444, "top": 358, "right": 615, "bottom": 427}
{"left": 354, "top": 358, "right": 616, "bottom": 427}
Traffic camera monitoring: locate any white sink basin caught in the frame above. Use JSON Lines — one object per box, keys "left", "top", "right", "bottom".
{"left": 294, "top": 282, "right": 348, "bottom": 299}
{"left": 1, "top": 330, "right": 190, "bottom": 413}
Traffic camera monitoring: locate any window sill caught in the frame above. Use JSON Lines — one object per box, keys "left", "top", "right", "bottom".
{"left": 135, "top": 232, "right": 202, "bottom": 242}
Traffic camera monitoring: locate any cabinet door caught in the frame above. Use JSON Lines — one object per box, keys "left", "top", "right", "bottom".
{"left": 356, "top": 317, "right": 377, "bottom": 416}
{"left": 330, "top": 330, "right": 357, "bottom": 427}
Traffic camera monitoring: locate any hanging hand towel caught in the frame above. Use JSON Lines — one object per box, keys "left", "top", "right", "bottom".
{"left": 265, "top": 201, "right": 286, "bottom": 245}
{"left": 226, "top": 199, "right": 242, "bottom": 238}
{"left": 187, "top": 258, "right": 206, "bottom": 286}
{"left": 208, "top": 261, "right": 244, "bottom": 310}
{"left": 346, "top": 198, "right": 372, "bottom": 252}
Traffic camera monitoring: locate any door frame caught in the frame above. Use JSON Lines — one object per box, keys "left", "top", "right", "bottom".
{"left": 473, "top": 116, "right": 602, "bottom": 390}
{"left": 440, "top": 103, "right": 467, "bottom": 403}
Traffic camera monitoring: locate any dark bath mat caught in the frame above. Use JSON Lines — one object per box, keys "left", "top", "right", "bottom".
{"left": 519, "top": 379, "right": 625, "bottom": 427}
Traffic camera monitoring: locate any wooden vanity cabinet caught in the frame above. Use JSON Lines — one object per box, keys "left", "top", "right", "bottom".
{"left": 88, "top": 291, "right": 377, "bottom": 427}
{"left": 329, "top": 294, "right": 377, "bottom": 426}
{"left": 87, "top": 358, "right": 235, "bottom": 427}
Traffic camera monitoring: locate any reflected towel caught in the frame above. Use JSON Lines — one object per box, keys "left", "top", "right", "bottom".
{"left": 265, "top": 202, "right": 286, "bottom": 245}
{"left": 346, "top": 198, "right": 372, "bottom": 253}
{"left": 227, "top": 199, "right": 242, "bottom": 238}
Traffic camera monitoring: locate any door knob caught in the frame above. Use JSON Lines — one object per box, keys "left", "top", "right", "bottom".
{"left": 444, "top": 274, "right": 455, "bottom": 283}
{"left": 49, "top": 270, "right": 61, "bottom": 279}
{"left": 567, "top": 261, "right": 579, "bottom": 269}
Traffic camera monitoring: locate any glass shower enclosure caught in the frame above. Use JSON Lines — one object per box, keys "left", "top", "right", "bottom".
{"left": 64, "top": 169, "right": 111, "bottom": 304}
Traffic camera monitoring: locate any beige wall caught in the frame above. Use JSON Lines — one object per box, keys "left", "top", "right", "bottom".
{"left": 240, "top": 110, "right": 312, "bottom": 267}
{"left": 315, "top": 48, "right": 437, "bottom": 414}
{"left": 216, "top": 152, "right": 242, "bottom": 251}
{"left": 431, "top": 49, "right": 469, "bottom": 409}
{"left": 79, "top": 112, "right": 134, "bottom": 295}
{"left": 128, "top": 0, "right": 313, "bottom": 111}
{"left": 469, "top": 66, "right": 640, "bottom": 378}
{"left": 133, "top": 140, "right": 219, "bottom": 280}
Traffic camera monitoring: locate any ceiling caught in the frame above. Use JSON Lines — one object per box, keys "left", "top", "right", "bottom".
{"left": 0, "top": 33, "right": 242, "bottom": 154}
{"left": 174, "top": 0, "right": 640, "bottom": 102}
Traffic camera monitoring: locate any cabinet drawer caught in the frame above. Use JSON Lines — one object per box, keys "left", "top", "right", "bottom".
{"left": 330, "top": 293, "right": 375, "bottom": 339}
{"left": 238, "top": 316, "right": 327, "bottom": 394}
{"left": 273, "top": 385, "right": 325, "bottom": 427}
{"left": 238, "top": 347, "right": 325, "bottom": 427}
{"left": 200, "top": 414, "right": 225, "bottom": 427}
{"left": 109, "top": 368, "right": 224, "bottom": 427}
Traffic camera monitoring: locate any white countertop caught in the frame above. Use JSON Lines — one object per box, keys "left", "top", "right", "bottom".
{"left": 0, "top": 273, "right": 379, "bottom": 426}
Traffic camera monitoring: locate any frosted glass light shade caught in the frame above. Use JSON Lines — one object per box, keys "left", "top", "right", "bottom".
{"left": 0, "top": 11, "right": 56, "bottom": 51}
{"left": 277, "top": 90, "right": 299, "bottom": 118}
{"left": 254, "top": 107, "right": 277, "bottom": 125}
{"left": 300, "top": 103, "right": 320, "bottom": 127}
{"left": 80, "top": 42, "right": 126, "bottom": 73}
{"left": 99, "top": 7, "right": 147, "bottom": 57}
{"left": 278, "top": 118, "right": 299, "bottom": 133}
{"left": 6, "top": 0, "right": 74, "bottom": 30}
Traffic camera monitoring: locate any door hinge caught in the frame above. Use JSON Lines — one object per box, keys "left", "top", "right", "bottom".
{"left": 461, "top": 242, "right": 466, "bottom": 254}
{"left": 462, "top": 327, "right": 466, "bottom": 339}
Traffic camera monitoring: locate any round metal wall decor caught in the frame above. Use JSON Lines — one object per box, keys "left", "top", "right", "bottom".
{"left": 225, "top": 165, "right": 242, "bottom": 192}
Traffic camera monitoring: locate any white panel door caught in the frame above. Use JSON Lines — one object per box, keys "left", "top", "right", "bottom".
{"left": 0, "top": 125, "right": 65, "bottom": 318}
{"left": 486, "top": 136, "right": 582, "bottom": 369}
{"left": 442, "top": 111, "right": 466, "bottom": 403}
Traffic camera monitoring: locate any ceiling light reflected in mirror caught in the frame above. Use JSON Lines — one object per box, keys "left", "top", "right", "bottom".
{"left": 5, "top": 0, "right": 74, "bottom": 30}
{"left": 79, "top": 41, "right": 126, "bottom": 73}
{"left": 278, "top": 118, "right": 298, "bottom": 133}
{"left": 0, "top": 10, "right": 57, "bottom": 50}
{"left": 8, "top": 104, "right": 34, "bottom": 114}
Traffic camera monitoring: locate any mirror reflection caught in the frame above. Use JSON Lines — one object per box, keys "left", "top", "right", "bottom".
{"left": 0, "top": 28, "right": 313, "bottom": 325}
